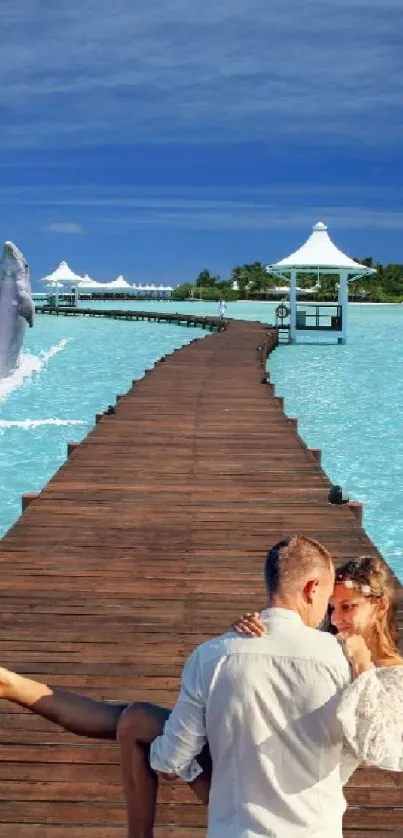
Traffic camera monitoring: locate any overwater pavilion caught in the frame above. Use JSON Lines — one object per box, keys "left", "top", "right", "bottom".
{"left": 267, "top": 221, "right": 376, "bottom": 344}
{"left": 40, "top": 261, "right": 84, "bottom": 306}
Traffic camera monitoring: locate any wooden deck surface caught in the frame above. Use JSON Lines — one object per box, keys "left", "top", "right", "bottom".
{"left": 0, "top": 319, "right": 402, "bottom": 836}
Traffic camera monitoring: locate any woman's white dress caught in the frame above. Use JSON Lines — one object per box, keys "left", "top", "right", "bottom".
{"left": 338, "top": 665, "right": 403, "bottom": 784}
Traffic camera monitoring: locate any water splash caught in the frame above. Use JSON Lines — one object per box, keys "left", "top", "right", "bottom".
{"left": 0, "top": 417, "right": 86, "bottom": 433}
{"left": 0, "top": 338, "right": 70, "bottom": 405}
{"left": 40, "top": 337, "right": 70, "bottom": 362}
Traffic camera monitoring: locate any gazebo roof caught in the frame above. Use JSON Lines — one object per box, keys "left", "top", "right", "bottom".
{"left": 268, "top": 222, "right": 376, "bottom": 275}
{"left": 41, "top": 261, "right": 83, "bottom": 284}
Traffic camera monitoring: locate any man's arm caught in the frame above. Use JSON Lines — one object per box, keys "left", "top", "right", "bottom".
{"left": 150, "top": 648, "right": 207, "bottom": 782}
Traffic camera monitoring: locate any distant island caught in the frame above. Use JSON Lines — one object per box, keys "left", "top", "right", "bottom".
{"left": 173, "top": 260, "right": 403, "bottom": 303}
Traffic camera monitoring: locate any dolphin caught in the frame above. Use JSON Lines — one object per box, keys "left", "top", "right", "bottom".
{"left": 0, "top": 241, "right": 34, "bottom": 379}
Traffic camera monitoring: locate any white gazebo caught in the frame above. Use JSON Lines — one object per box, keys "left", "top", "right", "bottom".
{"left": 267, "top": 221, "right": 376, "bottom": 344}
{"left": 40, "top": 261, "right": 83, "bottom": 306}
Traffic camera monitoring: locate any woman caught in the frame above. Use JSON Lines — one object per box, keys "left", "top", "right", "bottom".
{"left": 0, "top": 554, "right": 402, "bottom": 832}
{"left": 234, "top": 555, "right": 403, "bottom": 776}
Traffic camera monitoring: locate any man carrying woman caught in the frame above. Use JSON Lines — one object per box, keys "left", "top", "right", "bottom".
{"left": 1, "top": 535, "right": 402, "bottom": 837}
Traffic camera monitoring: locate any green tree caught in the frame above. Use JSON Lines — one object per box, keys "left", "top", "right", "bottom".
{"left": 296, "top": 271, "right": 318, "bottom": 290}
{"left": 317, "top": 274, "right": 339, "bottom": 300}
{"left": 175, "top": 258, "right": 403, "bottom": 304}
{"left": 230, "top": 266, "right": 250, "bottom": 295}
{"left": 172, "top": 282, "right": 193, "bottom": 301}
{"left": 196, "top": 269, "right": 217, "bottom": 287}
{"left": 231, "top": 262, "right": 275, "bottom": 295}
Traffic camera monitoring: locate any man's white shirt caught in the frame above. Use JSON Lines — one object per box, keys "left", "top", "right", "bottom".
{"left": 150, "top": 608, "right": 351, "bottom": 838}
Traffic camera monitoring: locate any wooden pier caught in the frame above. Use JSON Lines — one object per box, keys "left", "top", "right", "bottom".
{"left": 35, "top": 306, "right": 225, "bottom": 331}
{"left": 0, "top": 320, "right": 401, "bottom": 836}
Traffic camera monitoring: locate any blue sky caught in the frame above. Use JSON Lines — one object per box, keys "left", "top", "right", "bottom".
{"left": 1, "top": 0, "right": 402, "bottom": 287}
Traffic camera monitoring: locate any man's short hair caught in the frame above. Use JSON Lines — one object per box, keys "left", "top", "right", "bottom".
{"left": 264, "top": 535, "right": 333, "bottom": 596}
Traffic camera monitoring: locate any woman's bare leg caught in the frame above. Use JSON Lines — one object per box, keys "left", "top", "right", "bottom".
{"left": 0, "top": 666, "right": 127, "bottom": 739}
{"left": 118, "top": 703, "right": 167, "bottom": 838}
{"left": 1, "top": 668, "right": 212, "bottom": 838}
{"left": 117, "top": 702, "right": 212, "bottom": 838}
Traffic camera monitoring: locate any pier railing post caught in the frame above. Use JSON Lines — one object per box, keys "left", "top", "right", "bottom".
{"left": 67, "top": 442, "right": 80, "bottom": 457}
{"left": 347, "top": 501, "right": 363, "bottom": 527}
{"left": 21, "top": 493, "right": 39, "bottom": 512}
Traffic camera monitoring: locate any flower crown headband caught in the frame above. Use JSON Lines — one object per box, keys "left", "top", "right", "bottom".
{"left": 337, "top": 578, "right": 372, "bottom": 596}
{"left": 335, "top": 574, "right": 383, "bottom": 598}
{"left": 335, "top": 558, "right": 384, "bottom": 598}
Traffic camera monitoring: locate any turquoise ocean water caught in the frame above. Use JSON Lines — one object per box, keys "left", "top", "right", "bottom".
{"left": 1, "top": 300, "right": 402, "bottom": 581}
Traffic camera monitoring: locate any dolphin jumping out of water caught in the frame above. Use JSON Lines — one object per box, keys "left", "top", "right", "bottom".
{"left": 0, "top": 241, "right": 34, "bottom": 379}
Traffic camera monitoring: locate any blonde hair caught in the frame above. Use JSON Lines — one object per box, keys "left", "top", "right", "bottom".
{"left": 335, "top": 556, "right": 402, "bottom": 665}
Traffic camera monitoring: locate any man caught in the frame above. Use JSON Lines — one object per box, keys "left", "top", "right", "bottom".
{"left": 0, "top": 535, "right": 350, "bottom": 837}
{"left": 218, "top": 299, "right": 227, "bottom": 318}
{"left": 142, "top": 535, "right": 351, "bottom": 837}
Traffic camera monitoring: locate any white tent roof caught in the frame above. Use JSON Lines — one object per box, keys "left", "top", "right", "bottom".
{"left": 40, "top": 261, "right": 83, "bottom": 284}
{"left": 268, "top": 222, "right": 376, "bottom": 275}
{"left": 108, "top": 275, "right": 131, "bottom": 288}
{"left": 81, "top": 282, "right": 113, "bottom": 291}
{"left": 78, "top": 274, "right": 99, "bottom": 286}
{"left": 41, "top": 266, "right": 173, "bottom": 293}
{"left": 130, "top": 283, "right": 173, "bottom": 291}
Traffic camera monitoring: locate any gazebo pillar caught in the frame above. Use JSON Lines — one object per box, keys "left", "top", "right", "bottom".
{"left": 73, "top": 283, "right": 79, "bottom": 308}
{"left": 289, "top": 269, "right": 297, "bottom": 344}
{"left": 337, "top": 270, "right": 348, "bottom": 345}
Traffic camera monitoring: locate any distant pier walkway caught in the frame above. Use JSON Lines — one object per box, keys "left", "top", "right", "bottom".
{"left": 0, "top": 320, "right": 401, "bottom": 836}
{"left": 36, "top": 305, "right": 225, "bottom": 331}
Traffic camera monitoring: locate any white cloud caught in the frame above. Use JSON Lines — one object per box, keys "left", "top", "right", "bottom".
{"left": 95, "top": 207, "right": 403, "bottom": 232}
{"left": 1, "top": 183, "right": 401, "bottom": 232}
{"left": 44, "top": 222, "right": 85, "bottom": 234}
{"left": 0, "top": 0, "right": 402, "bottom": 147}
